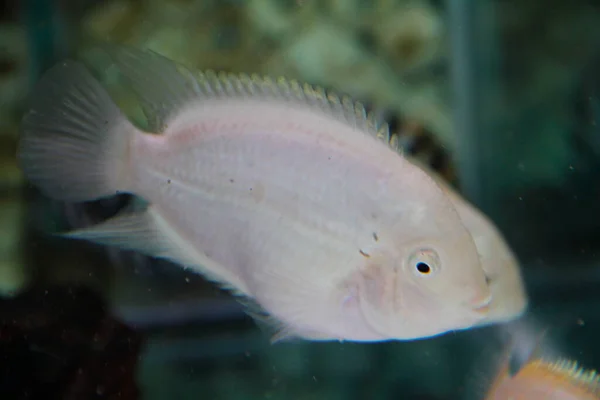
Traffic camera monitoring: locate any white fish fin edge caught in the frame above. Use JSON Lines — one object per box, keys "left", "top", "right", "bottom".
{"left": 98, "top": 44, "right": 392, "bottom": 147}
{"left": 18, "top": 60, "right": 136, "bottom": 202}
{"left": 60, "top": 206, "right": 250, "bottom": 296}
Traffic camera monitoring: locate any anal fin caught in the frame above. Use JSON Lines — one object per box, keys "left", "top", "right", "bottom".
{"left": 60, "top": 206, "right": 250, "bottom": 295}
{"left": 62, "top": 207, "right": 170, "bottom": 258}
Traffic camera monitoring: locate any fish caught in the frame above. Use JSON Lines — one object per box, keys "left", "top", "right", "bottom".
{"left": 483, "top": 332, "right": 600, "bottom": 399}
{"left": 17, "top": 44, "right": 492, "bottom": 342}
{"left": 406, "top": 156, "right": 528, "bottom": 326}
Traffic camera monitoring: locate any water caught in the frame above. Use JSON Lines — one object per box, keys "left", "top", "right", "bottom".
{"left": 2, "top": 0, "right": 600, "bottom": 398}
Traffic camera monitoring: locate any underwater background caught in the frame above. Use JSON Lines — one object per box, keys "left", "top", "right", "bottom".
{"left": 2, "top": 0, "right": 600, "bottom": 398}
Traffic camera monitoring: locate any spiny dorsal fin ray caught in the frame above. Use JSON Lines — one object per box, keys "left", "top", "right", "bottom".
{"left": 538, "top": 357, "right": 600, "bottom": 393}
{"left": 98, "top": 44, "right": 391, "bottom": 146}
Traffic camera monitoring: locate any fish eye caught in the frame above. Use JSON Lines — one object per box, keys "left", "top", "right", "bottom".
{"left": 416, "top": 262, "right": 431, "bottom": 274}
{"left": 407, "top": 248, "right": 441, "bottom": 277}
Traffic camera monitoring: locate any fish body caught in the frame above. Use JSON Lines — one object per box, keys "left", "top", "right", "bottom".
{"left": 18, "top": 45, "right": 491, "bottom": 342}
{"left": 486, "top": 353, "right": 600, "bottom": 399}
{"left": 475, "top": 330, "right": 600, "bottom": 400}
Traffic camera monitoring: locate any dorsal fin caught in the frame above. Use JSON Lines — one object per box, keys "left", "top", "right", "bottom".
{"left": 96, "top": 44, "right": 391, "bottom": 146}
{"left": 538, "top": 358, "right": 600, "bottom": 395}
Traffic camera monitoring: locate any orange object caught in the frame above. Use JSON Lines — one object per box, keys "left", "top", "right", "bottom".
{"left": 485, "top": 333, "right": 599, "bottom": 399}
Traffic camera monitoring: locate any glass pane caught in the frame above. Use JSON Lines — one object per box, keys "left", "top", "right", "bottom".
{"left": 3, "top": 0, "right": 600, "bottom": 399}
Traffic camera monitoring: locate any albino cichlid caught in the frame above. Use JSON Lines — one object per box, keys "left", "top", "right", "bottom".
{"left": 18, "top": 45, "right": 493, "bottom": 342}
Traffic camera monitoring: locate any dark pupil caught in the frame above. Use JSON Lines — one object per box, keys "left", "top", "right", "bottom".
{"left": 416, "top": 262, "right": 431, "bottom": 274}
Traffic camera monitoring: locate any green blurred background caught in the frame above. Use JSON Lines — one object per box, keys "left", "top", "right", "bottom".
{"left": 2, "top": 0, "right": 600, "bottom": 399}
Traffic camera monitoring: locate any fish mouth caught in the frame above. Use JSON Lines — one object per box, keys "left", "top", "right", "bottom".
{"left": 470, "top": 294, "right": 493, "bottom": 316}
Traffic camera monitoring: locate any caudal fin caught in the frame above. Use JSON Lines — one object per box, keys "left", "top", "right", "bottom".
{"left": 17, "top": 60, "right": 136, "bottom": 202}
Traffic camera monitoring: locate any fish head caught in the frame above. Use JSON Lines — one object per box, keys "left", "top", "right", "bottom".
{"left": 434, "top": 173, "right": 528, "bottom": 326}
{"left": 405, "top": 156, "right": 528, "bottom": 326}
{"left": 469, "top": 214, "right": 528, "bottom": 326}
{"left": 344, "top": 167, "right": 494, "bottom": 340}
{"left": 346, "top": 234, "right": 493, "bottom": 340}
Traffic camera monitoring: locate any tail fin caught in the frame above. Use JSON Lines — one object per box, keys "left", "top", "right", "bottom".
{"left": 17, "top": 60, "right": 136, "bottom": 202}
